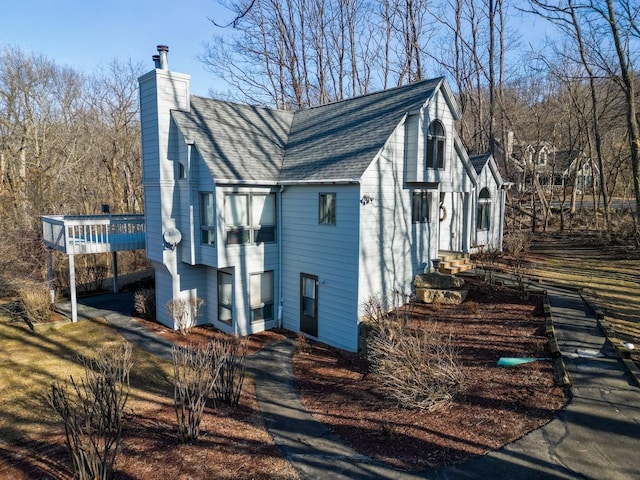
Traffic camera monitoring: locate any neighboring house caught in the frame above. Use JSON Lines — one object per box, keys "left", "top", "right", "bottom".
{"left": 138, "top": 46, "right": 507, "bottom": 352}
{"left": 507, "top": 141, "right": 597, "bottom": 194}
{"left": 558, "top": 151, "right": 598, "bottom": 192}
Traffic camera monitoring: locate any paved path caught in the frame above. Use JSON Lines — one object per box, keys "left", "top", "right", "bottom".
{"left": 59, "top": 285, "right": 640, "bottom": 479}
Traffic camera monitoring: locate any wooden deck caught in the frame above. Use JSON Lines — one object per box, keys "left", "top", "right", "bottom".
{"left": 41, "top": 214, "right": 145, "bottom": 323}
{"left": 41, "top": 214, "right": 145, "bottom": 254}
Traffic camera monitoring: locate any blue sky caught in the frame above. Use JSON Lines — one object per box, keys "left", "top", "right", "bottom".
{"left": 1, "top": 1, "right": 551, "bottom": 99}
{"left": 0, "top": 0, "right": 233, "bottom": 96}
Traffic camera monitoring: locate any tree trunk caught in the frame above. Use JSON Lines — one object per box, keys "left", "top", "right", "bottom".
{"left": 605, "top": 0, "right": 640, "bottom": 227}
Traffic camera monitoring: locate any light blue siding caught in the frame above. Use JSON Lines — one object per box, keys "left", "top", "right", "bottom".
{"left": 210, "top": 187, "right": 281, "bottom": 335}
{"left": 281, "top": 185, "right": 361, "bottom": 352}
{"left": 144, "top": 185, "right": 163, "bottom": 262}
{"left": 438, "top": 192, "right": 466, "bottom": 252}
{"left": 359, "top": 125, "right": 438, "bottom": 311}
{"left": 474, "top": 162, "right": 504, "bottom": 251}
{"left": 423, "top": 90, "right": 455, "bottom": 185}
{"left": 153, "top": 261, "right": 173, "bottom": 327}
{"left": 403, "top": 113, "right": 419, "bottom": 183}
{"left": 140, "top": 64, "right": 494, "bottom": 351}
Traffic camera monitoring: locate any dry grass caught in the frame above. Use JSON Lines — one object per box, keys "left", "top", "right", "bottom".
{"left": 0, "top": 312, "right": 297, "bottom": 479}
{"left": 17, "top": 281, "right": 53, "bottom": 324}
{"left": 522, "top": 234, "right": 640, "bottom": 345}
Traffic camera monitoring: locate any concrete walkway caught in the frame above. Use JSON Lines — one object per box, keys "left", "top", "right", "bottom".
{"left": 58, "top": 285, "right": 640, "bottom": 479}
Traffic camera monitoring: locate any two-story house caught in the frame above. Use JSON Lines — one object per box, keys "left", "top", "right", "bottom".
{"left": 139, "top": 46, "right": 506, "bottom": 352}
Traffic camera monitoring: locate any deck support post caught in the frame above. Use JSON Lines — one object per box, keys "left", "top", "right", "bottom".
{"left": 69, "top": 253, "right": 77, "bottom": 322}
{"left": 47, "top": 249, "right": 55, "bottom": 303}
{"left": 112, "top": 251, "right": 119, "bottom": 293}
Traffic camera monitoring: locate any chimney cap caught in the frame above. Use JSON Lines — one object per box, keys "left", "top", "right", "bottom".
{"left": 156, "top": 45, "right": 169, "bottom": 70}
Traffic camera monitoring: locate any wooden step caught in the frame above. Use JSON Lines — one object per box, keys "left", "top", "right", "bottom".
{"left": 435, "top": 251, "right": 473, "bottom": 275}
{"left": 440, "top": 263, "right": 474, "bottom": 275}
{"left": 439, "top": 251, "right": 470, "bottom": 262}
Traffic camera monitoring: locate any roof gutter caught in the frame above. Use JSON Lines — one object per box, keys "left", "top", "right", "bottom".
{"left": 278, "top": 178, "right": 361, "bottom": 185}
{"left": 214, "top": 179, "right": 361, "bottom": 186}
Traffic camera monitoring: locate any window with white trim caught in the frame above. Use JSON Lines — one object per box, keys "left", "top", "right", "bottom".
{"left": 412, "top": 191, "right": 431, "bottom": 223}
{"left": 225, "top": 193, "right": 276, "bottom": 245}
{"left": 426, "top": 120, "right": 445, "bottom": 169}
{"left": 250, "top": 271, "right": 274, "bottom": 323}
{"left": 218, "top": 270, "right": 233, "bottom": 325}
{"left": 319, "top": 193, "right": 336, "bottom": 225}
{"left": 477, "top": 188, "right": 491, "bottom": 230}
{"left": 200, "top": 192, "right": 215, "bottom": 245}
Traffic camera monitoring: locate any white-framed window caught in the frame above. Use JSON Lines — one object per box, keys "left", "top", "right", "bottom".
{"left": 218, "top": 270, "right": 233, "bottom": 325}
{"left": 412, "top": 191, "right": 431, "bottom": 223}
{"left": 178, "top": 162, "right": 187, "bottom": 179}
{"left": 250, "top": 271, "right": 274, "bottom": 323}
{"left": 319, "top": 193, "right": 336, "bottom": 225}
{"left": 225, "top": 193, "right": 276, "bottom": 245}
{"left": 200, "top": 192, "right": 215, "bottom": 245}
{"left": 477, "top": 187, "right": 491, "bottom": 230}
{"left": 538, "top": 149, "right": 548, "bottom": 166}
{"left": 427, "top": 120, "right": 445, "bottom": 169}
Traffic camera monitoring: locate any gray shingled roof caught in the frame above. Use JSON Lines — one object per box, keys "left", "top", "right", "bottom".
{"left": 282, "top": 78, "right": 443, "bottom": 181}
{"left": 172, "top": 96, "right": 293, "bottom": 183}
{"left": 172, "top": 78, "right": 444, "bottom": 183}
{"left": 470, "top": 153, "right": 491, "bottom": 175}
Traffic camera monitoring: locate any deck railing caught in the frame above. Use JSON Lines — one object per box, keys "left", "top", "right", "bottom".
{"left": 41, "top": 214, "right": 145, "bottom": 254}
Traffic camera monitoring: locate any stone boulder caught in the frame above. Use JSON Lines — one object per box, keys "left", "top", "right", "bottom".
{"left": 414, "top": 272, "right": 467, "bottom": 305}
{"left": 414, "top": 288, "right": 468, "bottom": 305}
{"left": 414, "top": 272, "right": 465, "bottom": 290}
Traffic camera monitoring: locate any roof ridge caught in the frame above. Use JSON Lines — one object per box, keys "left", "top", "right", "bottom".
{"left": 297, "top": 76, "right": 445, "bottom": 112}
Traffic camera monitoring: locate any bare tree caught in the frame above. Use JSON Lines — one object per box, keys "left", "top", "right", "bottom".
{"left": 528, "top": 0, "right": 640, "bottom": 232}
{"left": 86, "top": 60, "right": 144, "bottom": 213}
{"left": 203, "top": 0, "right": 436, "bottom": 107}
{"left": 597, "top": 0, "right": 640, "bottom": 227}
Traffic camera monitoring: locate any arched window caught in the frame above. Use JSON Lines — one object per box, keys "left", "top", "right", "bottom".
{"left": 477, "top": 188, "right": 491, "bottom": 230}
{"left": 538, "top": 148, "right": 548, "bottom": 166}
{"left": 427, "top": 120, "right": 445, "bottom": 169}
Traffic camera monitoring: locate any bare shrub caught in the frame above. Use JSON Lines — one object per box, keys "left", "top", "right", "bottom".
{"left": 362, "top": 290, "right": 414, "bottom": 330}
{"left": 609, "top": 211, "right": 640, "bottom": 246}
{"left": 133, "top": 288, "right": 155, "bottom": 320}
{"left": 81, "top": 263, "right": 109, "bottom": 294}
{"left": 54, "top": 257, "right": 109, "bottom": 295}
{"left": 503, "top": 231, "right": 533, "bottom": 295}
{"left": 473, "top": 246, "right": 502, "bottom": 283}
{"left": 189, "top": 297, "right": 205, "bottom": 325}
{"left": 363, "top": 295, "right": 464, "bottom": 411}
{"left": 212, "top": 335, "right": 248, "bottom": 408}
{"left": 166, "top": 299, "right": 189, "bottom": 334}
{"left": 166, "top": 297, "right": 205, "bottom": 334}
{"left": 296, "top": 332, "right": 311, "bottom": 353}
{"left": 463, "top": 301, "right": 479, "bottom": 314}
{"left": 172, "top": 343, "right": 225, "bottom": 443}
{"left": 18, "top": 281, "right": 52, "bottom": 323}
{"left": 49, "top": 343, "right": 133, "bottom": 480}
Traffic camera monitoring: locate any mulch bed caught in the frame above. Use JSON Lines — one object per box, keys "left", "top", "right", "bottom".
{"left": 1, "top": 278, "right": 569, "bottom": 477}
{"left": 293, "top": 278, "right": 569, "bottom": 470}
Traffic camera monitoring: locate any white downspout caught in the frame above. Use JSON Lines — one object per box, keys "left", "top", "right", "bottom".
{"left": 499, "top": 186, "right": 506, "bottom": 251}
{"left": 277, "top": 185, "right": 285, "bottom": 326}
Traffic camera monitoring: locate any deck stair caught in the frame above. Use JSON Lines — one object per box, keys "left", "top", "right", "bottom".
{"left": 438, "top": 251, "right": 474, "bottom": 275}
